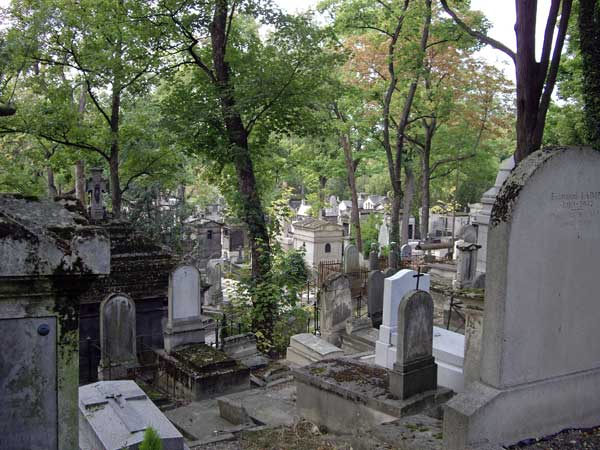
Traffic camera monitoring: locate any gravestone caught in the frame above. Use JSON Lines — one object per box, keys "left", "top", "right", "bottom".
{"left": 99, "top": 293, "right": 138, "bottom": 380}
{"left": 236, "top": 245, "right": 243, "bottom": 264}
{"left": 163, "top": 265, "right": 212, "bottom": 353}
{"left": 319, "top": 273, "right": 352, "bottom": 346}
{"left": 454, "top": 241, "right": 481, "bottom": 289}
{"left": 86, "top": 167, "right": 109, "bottom": 221}
{"left": 444, "top": 147, "right": 600, "bottom": 449}
{"left": 389, "top": 290, "right": 437, "bottom": 399}
{"left": 400, "top": 243, "right": 412, "bottom": 260}
{"left": 205, "top": 259, "right": 223, "bottom": 305}
{"left": 0, "top": 194, "right": 110, "bottom": 450}
{"left": 378, "top": 221, "right": 389, "bottom": 247}
{"left": 369, "top": 242, "right": 380, "bottom": 271}
{"left": 367, "top": 270, "right": 384, "bottom": 328}
{"left": 343, "top": 244, "right": 360, "bottom": 273}
{"left": 375, "top": 268, "right": 465, "bottom": 393}
{"left": 79, "top": 380, "right": 184, "bottom": 450}
{"left": 286, "top": 333, "right": 344, "bottom": 366}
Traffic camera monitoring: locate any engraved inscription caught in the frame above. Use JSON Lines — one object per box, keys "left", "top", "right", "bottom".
{"left": 550, "top": 191, "right": 600, "bottom": 226}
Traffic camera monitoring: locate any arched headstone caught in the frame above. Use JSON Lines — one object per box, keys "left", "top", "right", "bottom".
{"left": 99, "top": 293, "right": 138, "bottom": 379}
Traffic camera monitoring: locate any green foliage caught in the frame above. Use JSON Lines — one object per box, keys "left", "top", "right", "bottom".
{"left": 139, "top": 427, "right": 163, "bottom": 450}
{"left": 359, "top": 213, "right": 383, "bottom": 259}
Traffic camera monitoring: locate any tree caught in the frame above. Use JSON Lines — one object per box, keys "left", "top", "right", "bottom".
{"left": 3, "top": 0, "right": 165, "bottom": 216}
{"left": 579, "top": 0, "right": 600, "bottom": 149}
{"left": 157, "top": 1, "right": 336, "bottom": 344}
{"left": 441, "top": 0, "right": 573, "bottom": 163}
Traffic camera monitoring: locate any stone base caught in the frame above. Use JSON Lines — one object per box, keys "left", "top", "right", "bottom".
{"left": 390, "top": 356, "right": 437, "bottom": 399}
{"left": 286, "top": 333, "right": 344, "bottom": 367}
{"left": 293, "top": 359, "right": 453, "bottom": 435}
{"left": 443, "top": 367, "right": 600, "bottom": 450}
{"left": 163, "top": 316, "right": 213, "bottom": 353}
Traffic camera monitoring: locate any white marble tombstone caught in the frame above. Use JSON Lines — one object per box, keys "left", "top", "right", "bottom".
{"left": 99, "top": 293, "right": 138, "bottom": 380}
{"left": 163, "top": 265, "right": 211, "bottom": 353}
{"left": 378, "top": 221, "right": 389, "bottom": 247}
{"left": 444, "top": 147, "right": 600, "bottom": 450}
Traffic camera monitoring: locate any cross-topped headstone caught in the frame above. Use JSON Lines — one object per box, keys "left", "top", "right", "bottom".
{"left": 86, "top": 167, "right": 109, "bottom": 221}
{"left": 413, "top": 266, "right": 425, "bottom": 290}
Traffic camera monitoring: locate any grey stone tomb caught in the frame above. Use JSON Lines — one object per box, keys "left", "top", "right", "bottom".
{"left": 389, "top": 290, "right": 437, "bottom": 399}
{"left": 400, "top": 243, "right": 412, "bottom": 260}
{"left": 367, "top": 270, "right": 384, "bottom": 328}
{"left": 343, "top": 244, "right": 360, "bottom": 273}
{"left": 99, "top": 293, "right": 138, "bottom": 380}
{"left": 164, "top": 264, "right": 212, "bottom": 353}
{"left": 444, "top": 147, "right": 600, "bottom": 449}
{"left": 0, "top": 194, "right": 110, "bottom": 450}
{"left": 319, "top": 273, "right": 353, "bottom": 346}
{"left": 205, "top": 258, "right": 223, "bottom": 305}
{"left": 79, "top": 380, "right": 184, "bottom": 450}
{"left": 369, "top": 242, "right": 380, "bottom": 271}
{"left": 86, "top": 167, "right": 109, "bottom": 221}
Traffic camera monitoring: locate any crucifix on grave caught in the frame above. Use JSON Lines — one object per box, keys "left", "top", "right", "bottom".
{"left": 86, "top": 167, "right": 109, "bottom": 221}
{"left": 413, "top": 266, "right": 425, "bottom": 290}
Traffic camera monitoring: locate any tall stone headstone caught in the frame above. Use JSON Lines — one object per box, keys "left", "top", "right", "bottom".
{"left": 0, "top": 194, "right": 110, "bottom": 450}
{"left": 99, "top": 293, "right": 138, "bottom": 379}
{"left": 378, "top": 221, "right": 389, "bottom": 247}
{"left": 343, "top": 244, "right": 360, "bottom": 273}
{"left": 163, "top": 265, "right": 211, "bottom": 352}
{"left": 86, "top": 167, "right": 109, "bottom": 221}
{"left": 319, "top": 273, "right": 352, "bottom": 346}
{"left": 454, "top": 241, "right": 481, "bottom": 289}
{"left": 444, "top": 147, "right": 600, "bottom": 449}
{"left": 367, "top": 270, "right": 384, "bottom": 328}
{"left": 205, "top": 259, "right": 223, "bottom": 305}
{"left": 389, "top": 290, "right": 437, "bottom": 399}
{"left": 369, "top": 242, "right": 380, "bottom": 271}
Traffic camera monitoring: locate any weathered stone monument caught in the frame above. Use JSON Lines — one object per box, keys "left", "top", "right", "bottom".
{"left": 98, "top": 293, "right": 138, "bottom": 380}
{"left": 369, "top": 242, "right": 379, "bottom": 271}
{"left": 343, "top": 243, "right": 360, "bottom": 273}
{"left": 86, "top": 167, "right": 109, "bottom": 221}
{"left": 367, "top": 270, "right": 384, "bottom": 328}
{"left": 387, "top": 242, "right": 399, "bottom": 272}
{"left": 389, "top": 290, "right": 437, "bottom": 399}
{"left": 319, "top": 273, "right": 353, "bottom": 346}
{"left": 0, "top": 194, "right": 110, "bottom": 450}
{"left": 163, "top": 265, "right": 212, "bottom": 352}
{"left": 444, "top": 147, "right": 600, "bottom": 449}
{"left": 205, "top": 259, "right": 223, "bottom": 306}
{"left": 79, "top": 380, "right": 184, "bottom": 450}
{"left": 454, "top": 241, "right": 481, "bottom": 289}
{"left": 400, "top": 243, "right": 412, "bottom": 260}
{"left": 375, "top": 269, "right": 465, "bottom": 393}
{"left": 286, "top": 333, "right": 344, "bottom": 366}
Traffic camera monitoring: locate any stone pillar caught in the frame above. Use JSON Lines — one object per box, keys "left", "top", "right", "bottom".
{"left": 389, "top": 290, "right": 437, "bottom": 399}
{"left": 0, "top": 195, "right": 110, "bottom": 450}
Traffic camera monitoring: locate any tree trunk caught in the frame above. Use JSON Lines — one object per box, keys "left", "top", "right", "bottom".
{"left": 402, "top": 165, "right": 414, "bottom": 245}
{"left": 419, "top": 119, "right": 434, "bottom": 239}
{"left": 75, "top": 160, "right": 86, "bottom": 206}
{"left": 47, "top": 166, "right": 58, "bottom": 198}
{"left": 579, "top": 0, "right": 600, "bottom": 149}
{"left": 109, "top": 86, "right": 122, "bottom": 218}
{"left": 340, "top": 132, "right": 363, "bottom": 253}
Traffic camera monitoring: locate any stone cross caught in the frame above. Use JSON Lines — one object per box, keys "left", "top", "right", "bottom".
{"left": 86, "top": 167, "right": 109, "bottom": 221}
{"left": 389, "top": 290, "right": 437, "bottom": 399}
{"left": 84, "top": 382, "right": 148, "bottom": 433}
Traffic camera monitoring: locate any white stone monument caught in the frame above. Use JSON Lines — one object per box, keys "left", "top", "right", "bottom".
{"left": 163, "top": 265, "right": 212, "bottom": 353}
{"left": 378, "top": 221, "right": 389, "bottom": 247}
{"left": 444, "top": 147, "right": 600, "bottom": 449}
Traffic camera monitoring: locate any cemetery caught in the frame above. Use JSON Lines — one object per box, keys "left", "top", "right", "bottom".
{"left": 1, "top": 0, "right": 600, "bottom": 449}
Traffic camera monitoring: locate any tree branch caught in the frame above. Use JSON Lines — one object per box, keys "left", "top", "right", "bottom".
{"left": 439, "top": 0, "right": 516, "bottom": 62}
